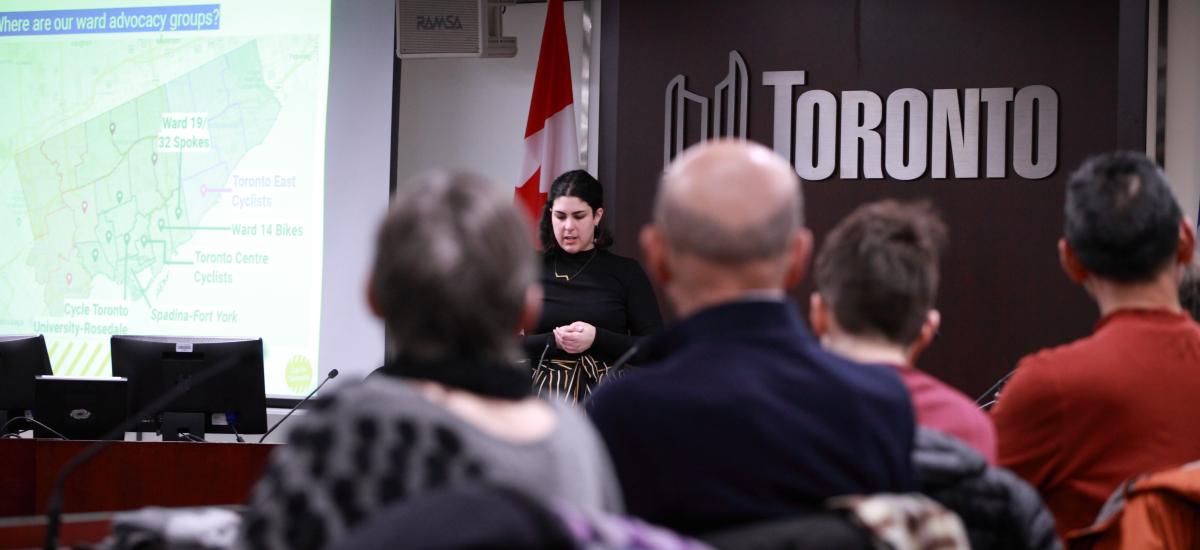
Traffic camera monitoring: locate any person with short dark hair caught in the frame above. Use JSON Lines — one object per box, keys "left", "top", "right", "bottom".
{"left": 587, "top": 140, "right": 915, "bottom": 535}
{"left": 992, "top": 151, "right": 1200, "bottom": 541}
{"left": 524, "top": 169, "right": 662, "bottom": 403}
{"left": 809, "top": 200, "right": 997, "bottom": 463}
{"left": 808, "top": 200, "right": 1060, "bottom": 549}
{"left": 239, "top": 171, "right": 622, "bottom": 550}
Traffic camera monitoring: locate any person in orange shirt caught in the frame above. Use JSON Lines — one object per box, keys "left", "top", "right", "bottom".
{"left": 992, "top": 151, "right": 1200, "bottom": 541}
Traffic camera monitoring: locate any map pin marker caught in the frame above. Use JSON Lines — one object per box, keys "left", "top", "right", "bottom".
{"left": 105, "top": 230, "right": 113, "bottom": 242}
{"left": 116, "top": 191, "right": 124, "bottom": 203}
{"left": 158, "top": 219, "right": 165, "bottom": 231}
{"left": 109, "top": 122, "right": 116, "bottom": 135}
{"left": 151, "top": 153, "right": 158, "bottom": 166}
{"left": 92, "top": 249, "right": 100, "bottom": 261}
{"left": 140, "top": 235, "right": 148, "bottom": 246}
{"left": 201, "top": 184, "right": 208, "bottom": 197}
{"left": 81, "top": 201, "right": 88, "bottom": 214}
{"left": 175, "top": 207, "right": 182, "bottom": 220}
{"left": 123, "top": 234, "right": 130, "bottom": 244}
{"left": 66, "top": 273, "right": 73, "bottom": 286}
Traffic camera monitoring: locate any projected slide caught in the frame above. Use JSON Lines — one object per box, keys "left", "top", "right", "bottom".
{"left": 0, "top": 1, "right": 330, "bottom": 396}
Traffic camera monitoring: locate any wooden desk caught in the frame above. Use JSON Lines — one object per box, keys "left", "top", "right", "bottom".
{"left": 0, "top": 439, "right": 276, "bottom": 517}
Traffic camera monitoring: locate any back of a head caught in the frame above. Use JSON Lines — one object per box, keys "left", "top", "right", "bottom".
{"left": 371, "top": 171, "right": 535, "bottom": 363}
{"left": 1065, "top": 151, "right": 1182, "bottom": 283}
{"left": 815, "top": 201, "right": 947, "bottom": 346}
{"left": 655, "top": 140, "right": 803, "bottom": 267}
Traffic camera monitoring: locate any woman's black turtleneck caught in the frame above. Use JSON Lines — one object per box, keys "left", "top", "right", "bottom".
{"left": 523, "top": 248, "right": 663, "bottom": 365}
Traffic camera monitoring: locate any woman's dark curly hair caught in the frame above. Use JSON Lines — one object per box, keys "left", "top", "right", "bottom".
{"left": 539, "top": 170, "right": 613, "bottom": 252}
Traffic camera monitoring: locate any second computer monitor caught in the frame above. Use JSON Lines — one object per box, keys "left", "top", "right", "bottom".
{"left": 0, "top": 334, "right": 54, "bottom": 423}
{"left": 34, "top": 376, "right": 129, "bottom": 440}
{"left": 111, "top": 335, "right": 268, "bottom": 438}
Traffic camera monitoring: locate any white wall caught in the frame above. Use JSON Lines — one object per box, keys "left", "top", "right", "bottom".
{"left": 394, "top": 2, "right": 590, "bottom": 189}
{"left": 317, "top": 0, "right": 392, "bottom": 389}
{"left": 1165, "top": 0, "right": 1200, "bottom": 220}
{"left": 316, "top": 1, "right": 595, "bottom": 390}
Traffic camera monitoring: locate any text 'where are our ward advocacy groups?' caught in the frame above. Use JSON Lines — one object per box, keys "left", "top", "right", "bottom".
{"left": 0, "top": 5, "right": 220, "bottom": 36}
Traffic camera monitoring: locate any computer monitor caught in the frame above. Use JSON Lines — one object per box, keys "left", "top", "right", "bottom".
{"left": 0, "top": 334, "right": 54, "bottom": 432}
{"left": 34, "top": 376, "right": 128, "bottom": 440}
{"left": 111, "top": 335, "right": 267, "bottom": 440}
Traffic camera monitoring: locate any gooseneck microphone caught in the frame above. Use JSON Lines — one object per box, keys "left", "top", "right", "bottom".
{"left": 607, "top": 345, "right": 640, "bottom": 377}
{"left": 581, "top": 345, "right": 640, "bottom": 406}
{"left": 44, "top": 354, "right": 243, "bottom": 550}
{"left": 257, "top": 368, "right": 339, "bottom": 444}
{"left": 0, "top": 416, "right": 68, "bottom": 440}
{"left": 975, "top": 369, "right": 1018, "bottom": 410}
{"left": 536, "top": 337, "right": 551, "bottom": 369}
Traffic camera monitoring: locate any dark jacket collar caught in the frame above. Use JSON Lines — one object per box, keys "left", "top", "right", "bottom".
{"left": 636, "top": 298, "right": 814, "bottom": 364}
{"left": 374, "top": 356, "right": 532, "bottom": 400}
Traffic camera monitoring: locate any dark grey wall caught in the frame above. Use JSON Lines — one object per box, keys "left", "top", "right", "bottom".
{"left": 599, "top": 0, "right": 1147, "bottom": 396}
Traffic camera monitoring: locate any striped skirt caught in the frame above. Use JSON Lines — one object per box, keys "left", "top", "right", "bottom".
{"left": 532, "top": 355, "right": 612, "bottom": 405}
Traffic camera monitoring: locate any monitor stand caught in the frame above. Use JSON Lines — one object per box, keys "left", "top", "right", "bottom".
{"left": 161, "top": 412, "right": 206, "bottom": 442}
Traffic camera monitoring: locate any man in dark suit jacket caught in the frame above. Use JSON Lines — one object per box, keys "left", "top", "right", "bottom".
{"left": 586, "top": 140, "right": 916, "bottom": 536}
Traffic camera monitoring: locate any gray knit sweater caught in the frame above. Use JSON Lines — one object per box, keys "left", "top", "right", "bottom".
{"left": 238, "top": 377, "right": 622, "bottom": 550}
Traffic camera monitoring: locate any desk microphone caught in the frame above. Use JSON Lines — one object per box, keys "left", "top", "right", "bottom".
{"left": 43, "top": 354, "right": 243, "bottom": 550}
{"left": 0, "top": 416, "right": 68, "bottom": 440}
{"left": 580, "top": 345, "right": 640, "bottom": 406}
{"left": 607, "top": 345, "right": 639, "bottom": 377}
{"left": 257, "top": 369, "right": 338, "bottom": 444}
{"left": 535, "top": 338, "right": 551, "bottom": 369}
{"left": 975, "top": 368, "right": 1018, "bottom": 409}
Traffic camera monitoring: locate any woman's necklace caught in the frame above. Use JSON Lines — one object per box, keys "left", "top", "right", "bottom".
{"left": 554, "top": 249, "right": 598, "bottom": 281}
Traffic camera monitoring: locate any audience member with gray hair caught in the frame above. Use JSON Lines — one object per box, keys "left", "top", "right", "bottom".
{"left": 239, "top": 171, "right": 622, "bottom": 550}
{"left": 586, "top": 140, "right": 916, "bottom": 536}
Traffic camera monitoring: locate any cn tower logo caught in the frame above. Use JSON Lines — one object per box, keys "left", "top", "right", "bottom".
{"left": 664, "top": 51, "right": 748, "bottom": 165}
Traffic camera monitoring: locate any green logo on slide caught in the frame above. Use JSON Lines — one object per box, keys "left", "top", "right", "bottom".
{"left": 285, "top": 355, "right": 314, "bottom": 394}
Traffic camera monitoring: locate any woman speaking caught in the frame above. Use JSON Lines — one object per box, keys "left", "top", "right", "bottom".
{"left": 525, "top": 170, "right": 662, "bottom": 403}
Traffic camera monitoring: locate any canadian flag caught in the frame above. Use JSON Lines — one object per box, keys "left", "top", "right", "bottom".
{"left": 515, "top": 0, "right": 579, "bottom": 229}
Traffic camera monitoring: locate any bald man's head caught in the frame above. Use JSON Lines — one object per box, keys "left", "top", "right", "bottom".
{"left": 655, "top": 140, "right": 804, "bottom": 264}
